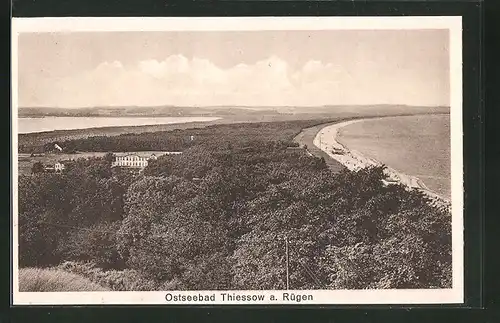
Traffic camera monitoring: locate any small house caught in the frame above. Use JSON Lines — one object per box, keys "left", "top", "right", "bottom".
{"left": 54, "top": 162, "right": 66, "bottom": 172}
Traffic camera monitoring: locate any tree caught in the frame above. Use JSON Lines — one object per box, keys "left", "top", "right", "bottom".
{"left": 18, "top": 159, "right": 130, "bottom": 268}
{"left": 116, "top": 175, "right": 233, "bottom": 287}
{"left": 104, "top": 152, "right": 115, "bottom": 164}
{"left": 18, "top": 119, "right": 452, "bottom": 290}
{"left": 19, "top": 208, "right": 68, "bottom": 267}
{"left": 31, "top": 161, "right": 44, "bottom": 174}
{"left": 231, "top": 229, "right": 287, "bottom": 290}
{"left": 60, "top": 221, "right": 125, "bottom": 269}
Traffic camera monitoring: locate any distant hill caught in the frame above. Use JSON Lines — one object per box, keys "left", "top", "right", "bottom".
{"left": 18, "top": 106, "right": 286, "bottom": 118}
{"left": 18, "top": 105, "right": 450, "bottom": 118}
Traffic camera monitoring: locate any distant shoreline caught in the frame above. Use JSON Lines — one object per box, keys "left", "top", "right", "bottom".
{"left": 18, "top": 116, "right": 223, "bottom": 135}
{"left": 314, "top": 116, "right": 451, "bottom": 206}
{"left": 17, "top": 115, "right": 224, "bottom": 119}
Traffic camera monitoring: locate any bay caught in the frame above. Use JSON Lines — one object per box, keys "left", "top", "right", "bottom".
{"left": 18, "top": 116, "right": 221, "bottom": 134}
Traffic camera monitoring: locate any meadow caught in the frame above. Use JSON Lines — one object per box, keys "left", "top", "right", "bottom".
{"left": 19, "top": 267, "right": 109, "bottom": 292}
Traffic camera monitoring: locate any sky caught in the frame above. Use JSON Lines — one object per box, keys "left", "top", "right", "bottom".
{"left": 17, "top": 30, "right": 450, "bottom": 108}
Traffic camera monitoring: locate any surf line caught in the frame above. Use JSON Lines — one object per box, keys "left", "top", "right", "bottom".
{"left": 314, "top": 118, "right": 450, "bottom": 207}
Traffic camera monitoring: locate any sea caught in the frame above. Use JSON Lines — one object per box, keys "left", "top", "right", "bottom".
{"left": 18, "top": 116, "right": 221, "bottom": 134}
{"left": 337, "top": 114, "right": 451, "bottom": 199}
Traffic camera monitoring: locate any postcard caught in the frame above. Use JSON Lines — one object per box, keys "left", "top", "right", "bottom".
{"left": 11, "top": 16, "right": 463, "bottom": 305}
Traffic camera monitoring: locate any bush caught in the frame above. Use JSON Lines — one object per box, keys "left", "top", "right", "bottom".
{"left": 31, "top": 161, "right": 44, "bottom": 174}
{"left": 60, "top": 221, "right": 125, "bottom": 269}
{"left": 18, "top": 161, "right": 128, "bottom": 268}
{"left": 18, "top": 267, "right": 108, "bottom": 292}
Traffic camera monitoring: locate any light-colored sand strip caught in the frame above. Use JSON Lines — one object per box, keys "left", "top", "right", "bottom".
{"left": 314, "top": 119, "right": 450, "bottom": 207}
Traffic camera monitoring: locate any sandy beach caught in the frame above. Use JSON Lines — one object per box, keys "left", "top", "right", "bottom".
{"left": 314, "top": 119, "right": 450, "bottom": 206}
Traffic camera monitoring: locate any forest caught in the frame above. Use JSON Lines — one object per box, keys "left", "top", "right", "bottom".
{"left": 18, "top": 120, "right": 452, "bottom": 290}
{"left": 34, "top": 119, "right": 329, "bottom": 153}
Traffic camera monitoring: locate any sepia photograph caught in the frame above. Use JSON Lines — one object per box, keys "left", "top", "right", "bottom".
{"left": 11, "top": 17, "right": 463, "bottom": 305}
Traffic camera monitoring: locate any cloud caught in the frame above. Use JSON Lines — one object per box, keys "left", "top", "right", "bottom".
{"left": 26, "top": 55, "right": 309, "bottom": 107}
{"left": 136, "top": 55, "right": 293, "bottom": 96}
{"left": 19, "top": 54, "right": 445, "bottom": 107}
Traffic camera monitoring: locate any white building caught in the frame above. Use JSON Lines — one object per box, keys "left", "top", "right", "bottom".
{"left": 43, "top": 162, "right": 66, "bottom": 173}
{"left": 54, "top": 162, "right": 66, "bottom": 172}
{"left": 111, "top": 152, "right": 183, "bottom": 169}
{"left": 112, "top": 154, "right": 154, "bottom": 168}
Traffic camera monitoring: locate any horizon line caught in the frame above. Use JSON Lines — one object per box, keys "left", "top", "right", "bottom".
{"left": 18, "top": 104, "right": 451, "bottom": 109}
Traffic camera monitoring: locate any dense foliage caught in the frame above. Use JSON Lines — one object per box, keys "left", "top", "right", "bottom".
{"left": 36, "top": 120, "right": 328, "bottom": 153}
{"left": 18, "top": 120, "right": 452, "bottom": 290}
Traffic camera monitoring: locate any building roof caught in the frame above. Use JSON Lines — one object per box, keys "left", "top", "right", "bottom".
{"left": 115, "top": 154, "right": 149, "bottom": 158}
{"left": 114, "top": 153, "right": 158, "bottom": 159}
{"left": 113, "top": 151, "right": 182, "bottom": 158}
{"left": 112, "top": 152, "right": 181, "bottom": 158}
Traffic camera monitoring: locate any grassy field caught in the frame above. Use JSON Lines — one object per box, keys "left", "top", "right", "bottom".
{"left": 19, "top": 268, "right": 109, "bottom": 292}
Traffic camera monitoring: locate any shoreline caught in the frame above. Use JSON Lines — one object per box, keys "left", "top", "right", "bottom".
{"left": 18, "top": 116, "right": 223, "bottom": 135}
{"left": 313, "top": 117, "right": 451, "bottom": 206}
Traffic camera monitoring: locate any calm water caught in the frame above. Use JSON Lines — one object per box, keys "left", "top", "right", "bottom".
{"left": 338, "top": 114, "right": 451, "bottom": 198}
{"left": 18, "top": 116, "right": 221, "bottom": 134}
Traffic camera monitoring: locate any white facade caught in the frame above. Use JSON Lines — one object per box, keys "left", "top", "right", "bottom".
{"left": 110, "top": 152, "right": 182, "bottom": 169}
{"left": 54, "top": 162, "right": 65, "bottom": 172}
{"left": 112, "top": 154, "right": 150, "bottom": 168}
